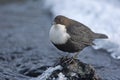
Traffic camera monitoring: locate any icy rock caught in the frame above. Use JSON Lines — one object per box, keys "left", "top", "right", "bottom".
{"left": 31, "top": 56, "right": 101, "bottom": 80}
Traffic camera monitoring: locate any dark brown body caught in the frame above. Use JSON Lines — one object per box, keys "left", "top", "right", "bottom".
{"left": 52, "top": 15, "right": 108, "bottom": 53}
{"left": 53, "top": 39, "right": 86, "bottom": 53}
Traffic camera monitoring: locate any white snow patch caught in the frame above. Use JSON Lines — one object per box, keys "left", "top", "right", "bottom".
{"left": 30, "top": 65, "right": 62, "bottom": 80}
{"left": 57, "top": 72, "right": 67, "bottom": 80}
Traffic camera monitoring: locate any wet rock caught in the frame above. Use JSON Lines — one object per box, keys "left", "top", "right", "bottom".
{"left": 37, "top": 56, "right": 101, "bottom": 80}
{"left": 19, "top": 66, "right": 50, "bottom": 77}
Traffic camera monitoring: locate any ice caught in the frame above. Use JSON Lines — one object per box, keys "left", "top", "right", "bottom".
{"left": 57, "top": 72, "right": 67, "bottom": 80}
{"left": 44, "top": 0, "right": 120, "bottom": 59}
{"left": 30, "top": 65, "right": 63, "bottom": 80}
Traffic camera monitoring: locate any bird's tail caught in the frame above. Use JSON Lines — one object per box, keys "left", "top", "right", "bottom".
{"left": 93, "top": 33, "right": 108, "bottom": 39}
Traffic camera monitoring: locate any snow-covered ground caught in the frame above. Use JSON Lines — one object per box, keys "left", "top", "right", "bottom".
{"left": 44, "top": 0, "right": 120, "bottom": 59}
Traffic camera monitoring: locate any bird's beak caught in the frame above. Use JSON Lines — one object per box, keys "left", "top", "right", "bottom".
{"left": 51, "top": 22, "right": 56, "bottom": 25}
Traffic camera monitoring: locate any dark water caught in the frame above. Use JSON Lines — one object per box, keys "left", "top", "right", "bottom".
{"left": 0, "top": 0, "right": 120, "bottom": 80}
{"left": 0, "top": 0, "right": 26, "bottom": 4}
{"left": 0, "top": 0, "right": 56, "bottom": 80}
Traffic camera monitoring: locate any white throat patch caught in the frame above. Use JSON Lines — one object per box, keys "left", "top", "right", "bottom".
{"left": 49, "top": 24, "right": 70, "bottom": 44}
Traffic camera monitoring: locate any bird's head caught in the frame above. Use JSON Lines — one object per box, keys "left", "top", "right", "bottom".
{"left": 53, "top": 15, "right": 70, "bottom": 26}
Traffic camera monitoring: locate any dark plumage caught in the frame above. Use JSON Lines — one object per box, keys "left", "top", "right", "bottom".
{"left": 49, "top": 15, "right": 108, "bottom": 57}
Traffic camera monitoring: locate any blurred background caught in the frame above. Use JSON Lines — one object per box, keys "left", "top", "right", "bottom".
{"left": 0, "top": 0, "right": 120, "bottom": 80}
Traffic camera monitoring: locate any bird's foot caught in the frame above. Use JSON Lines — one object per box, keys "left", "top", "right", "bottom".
{"left": 62, "top": 57, "right": 77, "bottom": 66}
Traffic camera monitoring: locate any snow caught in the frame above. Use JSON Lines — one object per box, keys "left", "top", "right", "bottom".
{"left": 30, "top": 65, "right": 63, "bottom": 80}
{"left": 57, "top": 72, "right": 67, "bottom": 80}
{"left": 44, "top": 0, "right": 120, "bottom": 59}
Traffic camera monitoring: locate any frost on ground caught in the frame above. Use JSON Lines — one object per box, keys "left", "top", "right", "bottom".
{"left": 44, "top": 0, "right": 120, "bottom": 59}
{"left": 30, "top": 65, "right": 63, "bottom": 80}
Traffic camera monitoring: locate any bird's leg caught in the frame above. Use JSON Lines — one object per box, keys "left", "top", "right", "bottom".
{"left": 62, "top": 53, "right": 73, "bottom": 64}
{"left": 63, "top": 52, "right": 80, "bottom": 64}
{"left": 60, "top": 52, "right": 70, "bottom": 62}
{"left": 73, "top": 52, "right": 80, "bottom": 59}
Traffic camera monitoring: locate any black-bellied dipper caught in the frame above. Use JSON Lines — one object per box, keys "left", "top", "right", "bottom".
{"left": 49, "top": 15, "right": 108, "bottom": 58}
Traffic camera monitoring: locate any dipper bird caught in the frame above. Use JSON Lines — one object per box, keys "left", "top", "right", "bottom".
{"left": 49, "top": 15, "right": 108, "bottom": 58}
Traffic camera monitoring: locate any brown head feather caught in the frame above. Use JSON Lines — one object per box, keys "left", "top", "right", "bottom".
{"left": 54, "top": 15, "right": 70, "bottom": 26}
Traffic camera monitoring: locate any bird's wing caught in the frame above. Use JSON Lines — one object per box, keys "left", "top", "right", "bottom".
{"left": 66, "top": 22, "right": 94, "bottom": 45}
